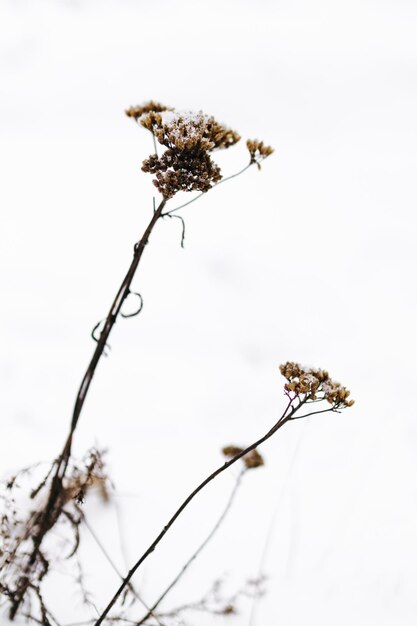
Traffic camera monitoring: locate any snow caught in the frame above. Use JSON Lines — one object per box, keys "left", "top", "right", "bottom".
{"left": 1, "top": 1, "right": 417, "bottom": 625}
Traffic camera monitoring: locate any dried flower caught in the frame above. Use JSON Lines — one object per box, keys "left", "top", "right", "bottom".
{"left": 142, "top": 148, "right": 222, "bottom": 198}
{"left": 128, "top": 104, "right": 241, "bottom": 199}
{"left": 246, "top": 139, "right": 274, "bottom": 167}
{"left": 222, "top": 445, "right": 244, "bottom": 457}
{"left": 222, "top": 446, "right": 264, "bottom": 469}
{"left": 242, "top": 449, "right": 264, "bottom": 469}
{"left": 125, "top": 101, "right": 172, "bottom": 121}
{"left": 279, "top": 362, "right": 354, "bottom": 408}
{"left": 140, "top": 110, "right": 240, "bottom": 152}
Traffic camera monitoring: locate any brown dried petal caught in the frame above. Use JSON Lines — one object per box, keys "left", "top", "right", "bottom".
{"left": 125, "top": 101, "right": 172, "bottom": 121}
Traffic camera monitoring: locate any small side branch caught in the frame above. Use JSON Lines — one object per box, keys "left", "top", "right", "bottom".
{"left": 163, "top": 162, "right": 253, "bottom": 217}
{"left": 135, "top": 469, "right": 247, "bottom": 625}
{"left": 93, "top": 397, "right": 305, "bottom": 625}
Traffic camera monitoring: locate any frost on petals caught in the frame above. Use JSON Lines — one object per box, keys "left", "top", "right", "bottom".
{"left": 126, "top": 101, "right": 243, "bottom": 198}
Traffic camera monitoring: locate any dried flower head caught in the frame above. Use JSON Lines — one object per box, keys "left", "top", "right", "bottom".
{"left": 140, "top": 110, "right": 240, "bottom": 152}
{"left": 125, "top": 101, "right": 172, "bottom": 121}
{"left": 222, "top": 445, "right": 264, "bottom": 469}
{"left": 279, "top": 362, "right": 354, "bottom": 408}
{"left": 242, "top": 449, "right": 264, "bottom": 469}
{"left": 246, "top": 139, "right": 274, "bottom": 167}
{"left": 142, "top": 149, "right": 222, "bottom": 198}
{"left": 127, "top": 103, "right": 241, "bottom": 199}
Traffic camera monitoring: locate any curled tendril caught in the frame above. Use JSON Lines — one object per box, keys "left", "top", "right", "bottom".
{"left": 120, "top": 291, "right": 144, "bottom": 318}
{"left": 162, "top": 213, "right": 186, "bottom": 249}
{"left": 91, "top": 320, "right": 104, "bottom": 343}
{"left": 91, "top": 320, "right": 111, "bottom": 356}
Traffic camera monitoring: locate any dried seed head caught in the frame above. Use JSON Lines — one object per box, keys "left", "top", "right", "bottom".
{"left": 279, "top": 362, "right": 354, "bottom": 408}
{"left": 137, "top": 108, "right": 241, "bottom": 197}
{"left": 242, "top": 449, "right": 264, "bottom": 469}
{"left": 222, "top": 445, "right": 244, "bottom": 457}
{"left": 222, "top": 446, "right": 265, "bottom": 469}
{"left": 142, "top": 149, "right": 222, "bottom": 198}
{"left": 128, "top": 101, "right": 274, "bottom": 199}
{"left": 140, "top": 110, "right": 240, "bottom": 152}
{"left": 246, "top": 139, "right": 274, "bottom": 166}
{"left": 125, "top": 101, "right": 172, "bottom": 121}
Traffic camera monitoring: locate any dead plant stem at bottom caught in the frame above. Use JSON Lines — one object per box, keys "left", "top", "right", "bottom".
{"left": 8, "top": 198, "right": 167, "bottom": 620}
{"left": 94, "top": 397, "right": 307, "bottom": 625}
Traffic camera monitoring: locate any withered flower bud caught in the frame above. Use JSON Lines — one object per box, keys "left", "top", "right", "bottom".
{"left": 125, "top": 101, "right": 172, "bottom": 121}
{"left": 242, "top": 449, "right": 264, "bottom": 469}
{"left": 246, "top": 139, "right": 274, "bottom": 167}
{"left": 222, "top": 446, "right": 264, "bottom": 470}
{"left": 222, "top": 445, "right": 244, "bottom": 457}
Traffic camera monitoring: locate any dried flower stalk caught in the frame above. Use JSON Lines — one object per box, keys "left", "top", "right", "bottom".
{"left": 94, "top": 364, "right": 353, "bottom": 624}
{"left": 1, "top": 100, "right": 273, "bottom": 623}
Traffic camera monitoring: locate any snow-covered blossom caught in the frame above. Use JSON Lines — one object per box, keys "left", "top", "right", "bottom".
{"left": 279, "top": 361, "right": 354, "bottom": 408}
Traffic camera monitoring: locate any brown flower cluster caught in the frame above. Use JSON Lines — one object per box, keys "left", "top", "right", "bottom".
{"left": 140, "top": 110, "right": 240, "bottom": 152}
{"left": 125, "top": 101, "right": 172, "bottom": 121}
{"left": 142, "top": 149, "right": 222, "bottom": 196}
{"left": 127, "top": 102, "right": 241, "bottom": 198}
{"left": 222, "top": 446, "right": 264, "bottom": 469}
{"left": 279, "top": 362, "right": 354, "bottom": 408}
{"left": 246, "top": 139, "right": 274, "bottom": 166}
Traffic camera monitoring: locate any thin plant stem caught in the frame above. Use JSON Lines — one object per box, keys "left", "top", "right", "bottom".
{"left": 289, "top": 407, "right": 336, "bottom": 420}
{"left": 163, "top": 162, "right": 253, "bottom": 216}
{"left": 93, "top": 397, "right": 308, "bottom": 625}
{"left": 82, "top": 513, "right": 164, "bottom": 626}
{"left": 8, "top": 198, "right": 167, "bottom": 619}
{"left": 248, "top": 422, "right": 307, "bottom": 626}
{"left": 135, "top": 468, "right": 247, "bottom": 625}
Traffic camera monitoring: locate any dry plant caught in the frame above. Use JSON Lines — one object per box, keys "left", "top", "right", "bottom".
{"left": 0, "top": 101, "right": 353, "bottom": 626}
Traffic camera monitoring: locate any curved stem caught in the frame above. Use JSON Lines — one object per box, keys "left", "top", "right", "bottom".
{"left": 82, "top": 514, "right": 164, "bottom": 626}
{"left": 94, "top": 398, "right": 305, "bottom": 625}
{"left": 9, "top": 198, "right": 167, "bottom": 620}
{"left": 67, "top": 197, "right": 167, "bottom": 448}
{"left": 163, "top": 162, "right": 252, "bottom": 216}
{"left": 135, "top": 468, "right": 247, "bottom": 625}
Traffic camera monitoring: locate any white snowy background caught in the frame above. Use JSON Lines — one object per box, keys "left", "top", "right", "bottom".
{"left": 1, "top": 0, "right": 417, "bottom": 624}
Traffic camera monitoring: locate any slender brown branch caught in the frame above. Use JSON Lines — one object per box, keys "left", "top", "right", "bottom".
{"left": 135, "top": 468, "right": 247, "bottom": 625}
{"left": 289, "top": 407, "right": 337, "bottom": 420}
{"left": 93, "top": 398, "right": 306, "bottom": 625}
{"left": 81, "top": 514, "right": 164, "bottom": 626}
{"left": 8, "top": 198, "right": 167, "bottom": 619}
{"left": 66, "top": 197, "right": 167, "bottom": 449}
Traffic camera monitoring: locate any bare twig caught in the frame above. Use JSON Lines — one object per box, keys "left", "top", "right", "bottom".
{"left": 81, "top": 477, "right": 165, "bottom": 626}
{"left": 162, "top": 162, "right": 253, "bottom": 216}
{"left": 135, "top": 468, "right": 247, "bottom": 625}
{"left": 93, "top": 396, "right": 307, "bottom": 624}
{"left": 7, "top": 197, "right": 167, "bottom": 619}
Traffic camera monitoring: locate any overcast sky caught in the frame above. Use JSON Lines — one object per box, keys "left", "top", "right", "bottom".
{"left": 1, "top": 1, "right": 417, "bottom": 625}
